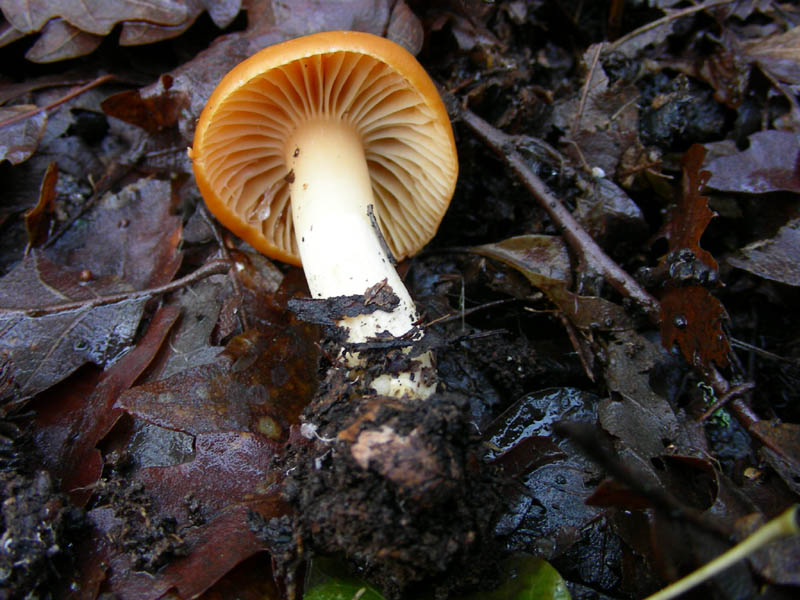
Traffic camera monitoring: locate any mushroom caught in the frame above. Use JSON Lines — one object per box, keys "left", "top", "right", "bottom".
{"left": 190, "top": 31, "right": 457, "bottom": 400}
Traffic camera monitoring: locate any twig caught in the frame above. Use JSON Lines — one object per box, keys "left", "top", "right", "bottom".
{"left": 0, "top": 74, "right": 116, "bottom": 129}
{"left": 698, "top": 382, "right": 756, "bottom": 422}
{"left": 572, "top": 42, "right": 604, "bottom": 136}
{"left": 199, "top": 204, "right": 250, "bottom": 331}
{"left": 459, "top": 107, "right": 661, "bottom": 322}
{"left": 604, "top": 0, "right": 738, "bottom": 54}
{"left": 644, "top": 505, "right": 799, "bottom": 600}
{"left": 0, "top": 259, "right": 231, "bottom": 318}
{"left": 425, "top": 298, "right": 517, "bottom": 327}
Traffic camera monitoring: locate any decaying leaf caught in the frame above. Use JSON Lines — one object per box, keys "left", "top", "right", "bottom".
{"left": 659, "top": 145, "right": 730, "bottom": 368}
{"left": 0, "top": 104, "right": 47, "bottom": 164}
{"left": 31, "top": 306, "right": 180, "bottom": 504}
{"left": 23, "top": 161, "right": 57, "bottom": 248}
{"left": 660, "top": 286, "right": 730, "bottom": 369}
{"left": 0, "top": 0, "right": 189, "bottom": 35}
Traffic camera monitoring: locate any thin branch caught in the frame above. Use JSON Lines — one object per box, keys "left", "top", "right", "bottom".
{"left": 1, "top": 259, "right": 231, "bottom": 318}
{"left": 460, "top": 107, "right": 661, "bottom": 322}
{"left": 572, "top": 42, "right": 604, "bottom": 136}
{"left": 604, "top": 0, "right": 737, "bottom": 54}
{"left": 199, "top": 204, "right": 250, "bottom": 331}
{"left": 0, "top": 74, "right": 115, "bottom": 129}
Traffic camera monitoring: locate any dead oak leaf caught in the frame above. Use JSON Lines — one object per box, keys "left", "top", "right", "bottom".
{"left": 31, "top": 306, "right": 180, "bottom": 505}
{"left": 0, "top": 0, "right": 190, "bottom": 36}
{"left": 706, "top": 130, "right": 800, "bottom": 195}
{"left": 664, "top": 144, "right": 717, "bottom": 271}
{"left": 24, "top": 17, "right": 102, "bottom": 63}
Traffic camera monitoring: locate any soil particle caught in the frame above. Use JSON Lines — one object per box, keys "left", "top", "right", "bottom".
{"left": 92, "top": 476, "right": 188, "bottom": 573}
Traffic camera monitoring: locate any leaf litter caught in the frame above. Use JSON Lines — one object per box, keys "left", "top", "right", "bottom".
{"left": 1, "top": 1, "right": 800, "bottom": 599}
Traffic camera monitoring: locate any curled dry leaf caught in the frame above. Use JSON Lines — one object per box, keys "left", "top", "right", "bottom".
{"left": 0, "top": 104, "right": 47, "bottom": 164}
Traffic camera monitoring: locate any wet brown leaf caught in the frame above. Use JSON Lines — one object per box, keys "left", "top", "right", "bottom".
{"left": 31, "top": 305, "right": 180, "bottom": 504}
{"left": 77, "top": 502, "right": 279, "bottom": 600}
{"left": 706, "top": 130, "right": 800, "bottom": 195}
{"left": 23, "top": 161, "right": 57, "bottom": 249}
{"left": 52, "top": 177, "right": 183, "bottom": 290}
{"left": 118, "top": 322, "right": 319, "bottom": 438}
{"left": 665, "top": 144, "right": 717, "bottom": 271}
{"left": 659, "top": 145, "right": 730, "bottom": 369}
{"left": 599, "top": 330, "right": 681, "bottom": 460}
{"left": 660, "top": 286, "right": 730, "bottom": 369}
{"left": 0, "top": 104, "right": 47, "bottom": 164}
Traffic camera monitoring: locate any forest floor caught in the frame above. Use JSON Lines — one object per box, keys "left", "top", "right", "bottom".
{"left": 1, "top": 1, "right": 799, "bottom": 599}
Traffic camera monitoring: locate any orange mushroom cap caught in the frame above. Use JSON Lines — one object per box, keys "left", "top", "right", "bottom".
{"left": 190, "top": 30, "right": 458, "bottom": 266}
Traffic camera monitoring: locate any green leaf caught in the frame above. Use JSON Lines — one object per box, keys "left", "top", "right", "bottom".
{"left": 304, "top": 580, "right": 385, "bottom": 600}
{"left": 458, "top": 556, "right": 571, "bottom": 600}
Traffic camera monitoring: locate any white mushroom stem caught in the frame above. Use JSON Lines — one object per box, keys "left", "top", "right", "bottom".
{"left": 286, "top": 118, "right": 435, "bottom": 400}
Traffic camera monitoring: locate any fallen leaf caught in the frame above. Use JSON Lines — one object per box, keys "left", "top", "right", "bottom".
{"left": 23, "top": 161, "right": 57, "bottom": 248}
{"left": 728, "top": 217, "right": 800, "bottom": 287}
{"left": 31, "top": 305, "right": 180, "bottom": 504}
{"left": 599, "top": 330, "right": 681, "bottom": 460}
{"left": 0, "top": 104, "right": 47, "bottom": 164}
{"left": 705, "top": 130, "right": 800, "bottom": 195}
{"left": 136, "top": 431, "right": 283, "bottom": 518}
{"left": 471, "top": 235, "right": 631, "bottom": 332}
{"left": 118, "top": 323, "right": 319, "bottom": 438}
{"left": 660, "top": 286, "right": 730, "bottom": 369}
{"left": 119, "top": 0, "right": 242, "bottom": 46}
{"left": 24, "top": 17, "right": 102, "bottom": 63}
{"left": 78, "top": 503, "right": 278, "bottom": 600}
{"left": 0, "top": 0, "right": 190, "bottom": 36}
{"left": 658, "top": 144, "right": 730, "bottom": 368}
{"left": 665, "top": 144, "right": 716, "bottom": 271}
{"left": 0, "top": 251, "right": 149, "bottom": 400}
{"left": 742, "top": 26, "right": 800, "bottom": 85}
{"left": 51, "top": 177, "right": 183, "bottom": 290}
